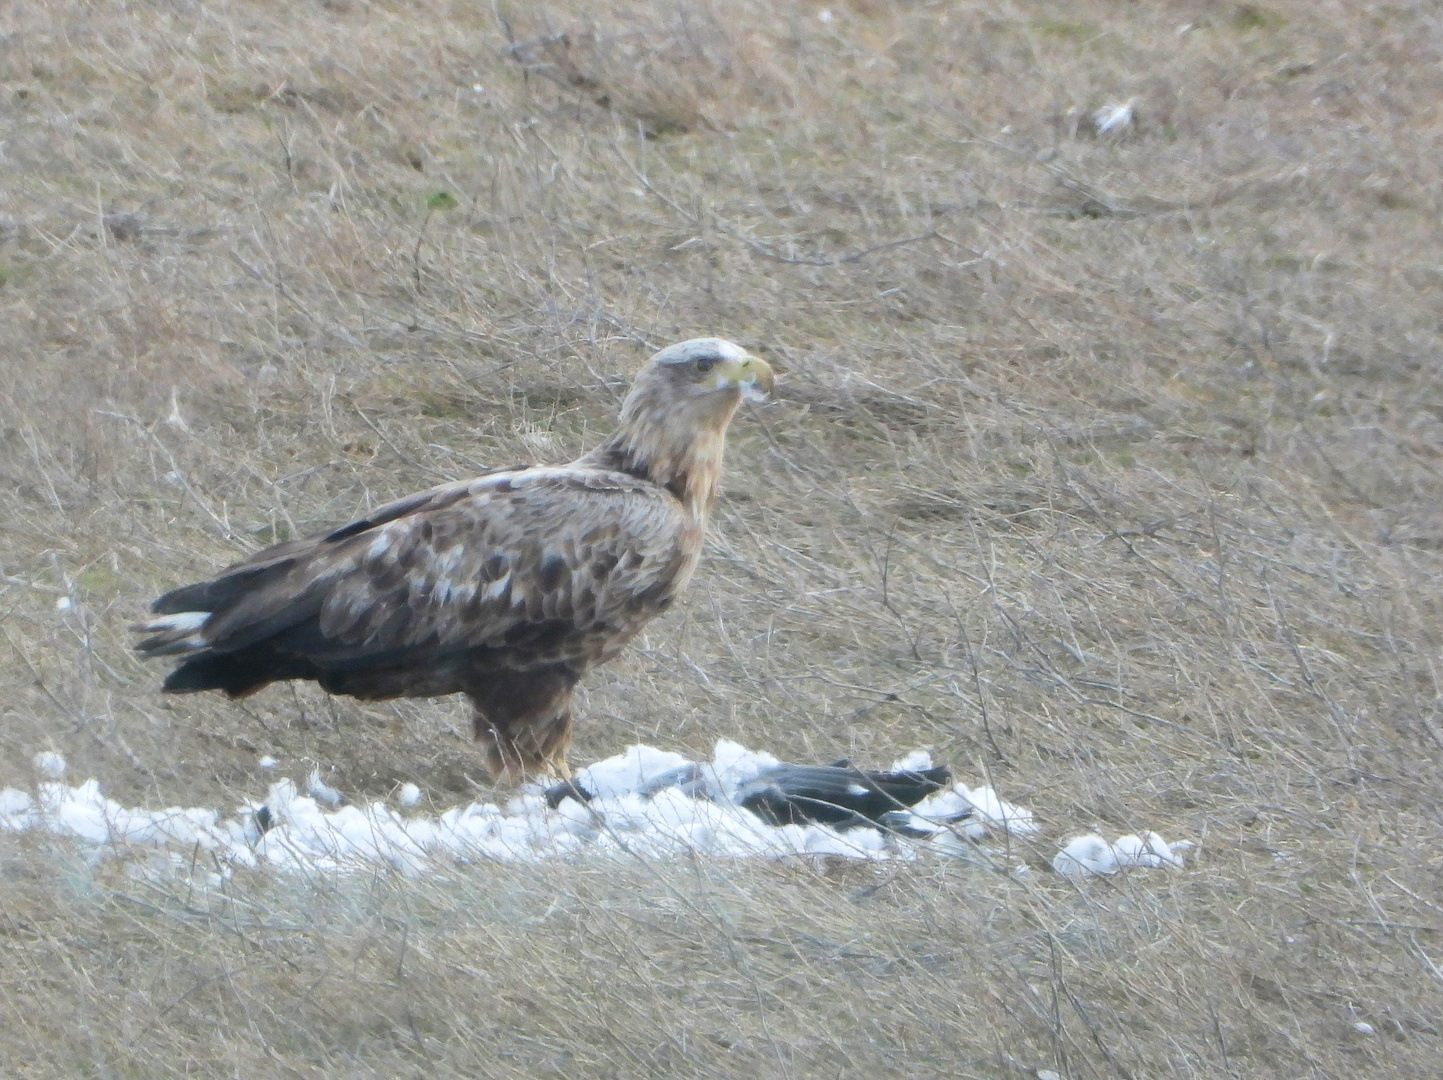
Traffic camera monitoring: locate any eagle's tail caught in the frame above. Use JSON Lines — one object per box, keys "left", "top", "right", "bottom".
{"left": 133, "top": 544, "right": 329, "bottom": 696}
{"left": 131, "top": 610, "right": 212, "bottom": 658}
{"left": 160, "top": 647, "right": 320, "bottom": 698}
{"left": 132, "top": 610, "right": 321, "bottom": 697}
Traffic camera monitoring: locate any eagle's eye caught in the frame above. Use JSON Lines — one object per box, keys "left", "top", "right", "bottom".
{"left": 694, "top": 356, "right": 716, "bottom": 373}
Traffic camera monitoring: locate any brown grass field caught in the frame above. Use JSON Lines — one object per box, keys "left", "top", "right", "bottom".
{"left": 2, "top": 0, "right": 1443, "bottom": 1075}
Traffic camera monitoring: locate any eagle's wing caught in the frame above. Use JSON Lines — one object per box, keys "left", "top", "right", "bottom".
{"left": 145, "top": 478, "right": 481, "bottom": 621}
{"left": 135, "top": 467, "right": 691, "bottom": 688}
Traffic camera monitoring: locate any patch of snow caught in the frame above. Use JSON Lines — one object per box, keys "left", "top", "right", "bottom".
{"left": 0, "top": 741, "right": 1188, "bottom": 884}
{"left": 570, "top": 744, "right": 691, "bottom": 800}
{"left": 961, "top": 785, "right": 1038, "bottom": 835}
{"left": 257, "top": 755, "right": 278, "bottom": 770}
{"left": 0, "top": 789, "right": 35, "bottom": 836}
{"left": 306, "top": 769, "right": 343, "bottom": 807}
{"left": 1052, "top": 834, "right": 1118, "bottom": 876}
{"left": 1053, "top": 831, "right": 1189, "bottom": 876}
{"left": 911, "top": 781, "right": 1038, "bottom": 838}
{"left": 890, "top": 748, "right": 933, "bottom": 772}
{"left": 1113, "top": 831, "right": 1189, "bottom": 869}
{"left": 701, "top": 738, "right": 781, "bottom": 799}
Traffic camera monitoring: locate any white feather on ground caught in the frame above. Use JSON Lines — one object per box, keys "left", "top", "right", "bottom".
{"left": 1093, "top": 100, "right": 1135, "bottom": 133}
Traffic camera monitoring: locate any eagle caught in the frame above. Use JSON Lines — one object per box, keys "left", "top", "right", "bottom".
{"left": 133, "top": 339, "right": 775, "bottom": 780}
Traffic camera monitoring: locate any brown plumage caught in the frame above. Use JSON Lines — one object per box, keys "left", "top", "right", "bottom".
{"left": 133, "top": 338, "right": 774, "bottom": 779}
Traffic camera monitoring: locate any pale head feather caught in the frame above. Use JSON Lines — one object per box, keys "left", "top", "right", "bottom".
{"left": 584, "top": 338, "right": 773, "bottom": 517}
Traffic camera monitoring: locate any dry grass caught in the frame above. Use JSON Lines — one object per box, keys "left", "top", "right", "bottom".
{"left": 2, "top": 0, "right": 1442, "bottom": 1074}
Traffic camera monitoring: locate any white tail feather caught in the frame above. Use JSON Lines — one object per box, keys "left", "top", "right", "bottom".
{"left": 143, "top": 611, "right": 209, "bottom": 634}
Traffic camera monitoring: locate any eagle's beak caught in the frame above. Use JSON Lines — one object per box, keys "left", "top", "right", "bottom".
{"left": 720, "top": 353, "right": 776, "bottom": 402}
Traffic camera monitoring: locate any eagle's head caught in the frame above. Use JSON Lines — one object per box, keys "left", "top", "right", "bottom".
{"left": 623, "top": 338, "right": 776, "bottom": 421}
{"left": 600, "top": 338, "right": 776, "bottom": 512}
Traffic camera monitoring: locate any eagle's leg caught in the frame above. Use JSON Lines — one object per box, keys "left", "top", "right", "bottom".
{"left": 465, "top": 664, "right": 580, "bottom": 784}
{"left": 475, "top": 710, "right": 575, "bottom": 783}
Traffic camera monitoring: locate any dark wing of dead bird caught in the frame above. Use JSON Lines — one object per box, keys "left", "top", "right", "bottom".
{"left": 134, "top": 469, "right": 689, "bottom": 698}
{"left": 736, "top": 764, "right": 953, "bottom": 827}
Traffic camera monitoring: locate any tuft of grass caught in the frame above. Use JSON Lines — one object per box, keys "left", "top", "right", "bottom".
{"left": 1034, "top": 18, "right": 1097, "bottom": 41}
{"left": 1231, "top": 4, "right": 1285, "bottom": 31}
